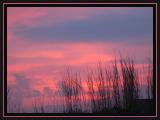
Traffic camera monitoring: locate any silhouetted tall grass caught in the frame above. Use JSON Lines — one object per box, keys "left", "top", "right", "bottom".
{"left": 120, "top": 57, "right": 139, "bottom": 112}
{"left": 112, "top": 58, "right": 121, "bottom": 111}
{"left": 59, "top": 56, "right": 153, "bottom": 113}
{"left": 7, "top": 56, "right": 153, "bottom": 114}
{"left": 60, "top": 66, "right": 83, "bottom": 113}
{"left": 104, "top": 66, "right": 112, "bottom": 109}
{"left": 146, "top": 59, "right": 153, "bottom": 99}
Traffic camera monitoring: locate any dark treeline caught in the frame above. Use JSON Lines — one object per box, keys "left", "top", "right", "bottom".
{"left": 7, "top": 56, "right": 153, "bottom": 114}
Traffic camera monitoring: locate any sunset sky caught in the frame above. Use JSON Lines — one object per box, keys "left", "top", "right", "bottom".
{"left": 7, "top": 7, "right": 153, "bottom": 112}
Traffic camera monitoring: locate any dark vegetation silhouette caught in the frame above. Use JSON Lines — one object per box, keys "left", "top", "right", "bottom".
{"left": 32, "top": 96, "right": 45, "bottom": 113}
{"left": 112, "top": 58, "right": 121, "bottom": 112}
{"left": 58, "top": 56, "right": 153, "bottom": 114}
{"left": 120, "top": 57, "right": 139, "bottom": 113}
{"left": 7, "top": 56, "right": 153, "bottom": 114}
{"left": 60, "top": 66, "right": 83, "bottom": 113}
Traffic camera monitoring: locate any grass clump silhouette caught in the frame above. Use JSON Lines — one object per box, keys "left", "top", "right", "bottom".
{"left": 7, "top": 56, "right": 153, "bottom": 114}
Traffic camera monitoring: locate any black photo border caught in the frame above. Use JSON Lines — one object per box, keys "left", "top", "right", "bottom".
{"left": 0, "top": 0, "right": 159, "bottom": 120}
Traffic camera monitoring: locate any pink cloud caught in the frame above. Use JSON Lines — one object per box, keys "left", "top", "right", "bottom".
{"left": 7, "top": 7, "right": 133, "bottom": 30}
{"left": 7, "top": 7, "right": 153, "bottom": 112}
